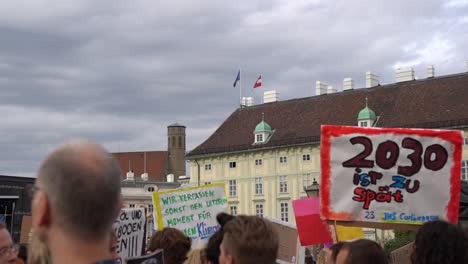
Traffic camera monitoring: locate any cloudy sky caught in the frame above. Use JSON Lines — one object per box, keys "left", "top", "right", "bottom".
{"left": 1, "top": 0, "right": 467, "bottom": 176}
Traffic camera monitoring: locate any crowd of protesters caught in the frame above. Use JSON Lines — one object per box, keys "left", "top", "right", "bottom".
{"left": 1, "top": 140, "right": 468, "bottom": 264}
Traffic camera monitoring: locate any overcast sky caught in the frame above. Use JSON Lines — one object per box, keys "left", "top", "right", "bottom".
{"left": 1, "top": 0, "right": 467, "bottom": 177}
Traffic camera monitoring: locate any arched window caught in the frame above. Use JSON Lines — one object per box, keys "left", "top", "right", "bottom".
{"left": 178, "top": 136, "right": 182, "bottom": 148}
{"left": 172, "top": 136, "right": 176, "bottom": 147}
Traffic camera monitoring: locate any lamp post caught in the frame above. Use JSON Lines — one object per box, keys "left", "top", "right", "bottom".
{"left": 304, "top": 178, "right": 320, "bottom": 197}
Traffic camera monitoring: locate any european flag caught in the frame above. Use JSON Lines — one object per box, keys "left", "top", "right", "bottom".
{"left": 233, "top": 70, "right": 240, "bottom": 87}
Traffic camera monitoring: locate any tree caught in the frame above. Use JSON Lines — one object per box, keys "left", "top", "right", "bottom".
{"left": 384, "top": 230, "right": 416, "bottom": 254}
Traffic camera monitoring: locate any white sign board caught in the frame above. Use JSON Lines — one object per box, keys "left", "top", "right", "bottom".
{"left": 114, "top": 208, "right": 147, "bottom": 264}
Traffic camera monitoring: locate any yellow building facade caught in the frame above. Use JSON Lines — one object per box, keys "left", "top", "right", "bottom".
{"left": 187, "top": 71, "right": 468, "bottom": 227}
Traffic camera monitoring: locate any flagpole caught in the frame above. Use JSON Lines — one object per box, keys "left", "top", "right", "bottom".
{"left": 240, "top": 68, "right": 242, "bottom": 107}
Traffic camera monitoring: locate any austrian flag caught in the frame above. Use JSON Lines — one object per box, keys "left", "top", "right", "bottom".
{"left": 253, "top": 75, "right": 262, "bottom": 88}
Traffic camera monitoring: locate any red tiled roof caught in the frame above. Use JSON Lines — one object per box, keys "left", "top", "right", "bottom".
{"left": 187, "top": 72, "right": 468, "bottom": 158}
{"left": 112, "top": 151, "right": 167, "bottom": 181}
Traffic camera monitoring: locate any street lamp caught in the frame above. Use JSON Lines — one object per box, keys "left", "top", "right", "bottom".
{"left": 304, "top": 178, "right": 320, "bottom": 197}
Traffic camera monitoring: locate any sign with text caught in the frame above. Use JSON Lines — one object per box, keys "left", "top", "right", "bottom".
{"left": 321, "top": 125, "right": 462, "bottom": 225}
{"left": 114, "top": 208, "right": 147, "bottom": 264}
{"left": 152, "top": 183, "right": 227, "bottom": 249}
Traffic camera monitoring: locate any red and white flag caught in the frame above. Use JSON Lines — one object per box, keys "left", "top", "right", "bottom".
{"left": 253, "top": 75, "right": 262, "bottom": 88}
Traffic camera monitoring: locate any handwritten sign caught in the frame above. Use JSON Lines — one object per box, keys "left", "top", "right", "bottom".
{"left": 114, "top": 208, "right": 147, "bottom": 264}
{"left": 320, "top": 125, "right": 462, "bottom": 225}
{"left": 152, "top": 183, "right": 227, "bottom": 249}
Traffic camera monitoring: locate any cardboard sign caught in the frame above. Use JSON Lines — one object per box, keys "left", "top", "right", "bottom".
{"left": 266, "top": 217, "right": 304, "bottom": 264}
{"left": 292, "top": 198, "right": 333, "bottom": 246}
{"left": 321, "top": 125, "right": 462, "bottom": 226}
{"left": 126, "top": 249, "right": 164, "bottom": 264}
{"left": 114, "top": 208, "right": 147, "bottom": 264}
{"left": 389, "top": 242, "right": 413, "bottom": 264}
{"left": 152, "top": 183, "right": 227, "bottom": 249}
{"left": 20, "top": 216, "right": 32, "bottom": 244}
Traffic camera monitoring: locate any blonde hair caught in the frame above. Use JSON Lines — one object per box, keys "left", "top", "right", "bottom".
{"left": 28, "top": 233, "right": 52, "bottom": 264}
{"left": 183, "top": 249, "right": 203, "bottom": 264}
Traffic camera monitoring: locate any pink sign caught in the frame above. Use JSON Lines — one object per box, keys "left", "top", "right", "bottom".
{"left": 292, "top": 198, "right": 333, "bottom": 246}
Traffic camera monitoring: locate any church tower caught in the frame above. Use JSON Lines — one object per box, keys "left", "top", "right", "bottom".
{"left": 167, "top": 123, "right": 186, "bottom": 179}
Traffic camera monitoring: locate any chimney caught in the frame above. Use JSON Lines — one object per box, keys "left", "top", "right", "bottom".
{"left": 141, "top": 173, "right": 148, "bottom": 181}
{"left": 241, "top": 97, "right": 255, "bottom": 107}
{"left": 365, "top": 71, "right": 379, "bottom": 88}
{"left": 396, "top": 67, "right": 415, "bottom": 82}
{"left": 263, "top": 90, "right": 279, "bottom": 103}
{"left": 427, "top": 65, "right": 435, "bottom": 78}
{"left": 167, "top": 174, "right": 175, "bottom": 183}
{"left": 343, "top": 77, "right": 354, "bottom": 91}
{"left": 315, "top": 81, "right": 328, "bottom": 95}
{"left": 327, "top": 85, "right": 337, "bottom": 94}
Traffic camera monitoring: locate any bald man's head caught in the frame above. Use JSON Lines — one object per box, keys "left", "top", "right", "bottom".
{"left": 37, "top": 140, "right": 122, "bottom": 241}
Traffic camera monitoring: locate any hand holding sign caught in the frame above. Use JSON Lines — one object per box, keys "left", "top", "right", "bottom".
{"left": 320, "top": 125, "right": 462, "bottom": 226}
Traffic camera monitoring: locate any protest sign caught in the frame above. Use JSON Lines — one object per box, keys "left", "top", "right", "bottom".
{"left": 335, "top": 225, "right": 364, "bottom": 241}
{"left": 389, "top": 242, "right": 413, "bottom": 264}
{"left": 152, "top": 183, "right": 227, "bottom": 249}
{"left": 114, "top": 208, "right": 147, "bottom": 264}
{"left": 292, "top": 198, "right": 333, "bottom": 246}
{"left": 266, "top": 217, "right": 305, "bottom": 264}
{"left": 126, "top": 250, "right": 164, "bottom": 264}
{"left": 321, "top": 125, "right": 462, "bottom": 227}
{"left": 20, "top": 216, "right": 32, "bottom": 244}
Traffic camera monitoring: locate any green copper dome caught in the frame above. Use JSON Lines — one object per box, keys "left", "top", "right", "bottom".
{"left": 255, "top": 120, "right": 272, "bottom": 133}
{"left": 358, "top": 97, "right": 376, "bottom": 120}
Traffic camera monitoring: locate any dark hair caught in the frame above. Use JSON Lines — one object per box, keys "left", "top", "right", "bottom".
{"left": 148, "top": 227, "right": 191, "bottom": 264}
{"left": 411, "top": 220, "right": 468, "bottom": 264}
{"left": 18, "top": 244, "right": 28, "bottom": 262}
{"left": 203, "top": 213, "right": 236, "bottom": 264}
{"left": 38, "top": 140, "right": 122, "bottom": 241}
{"left": 330, "top": 242, "right": 346, "bottom": 263}
{"left": 222, "top": 215, "right": 279, "bottom": 264}
{"left": 342, "top": 239, "right": 387, "bottom": 264}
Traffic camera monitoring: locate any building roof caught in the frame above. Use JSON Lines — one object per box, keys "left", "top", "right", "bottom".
{"left": 255, "top": 120, "right": 273, "bottom": 133}
{"left": 113, "top": 151, "right": 168, "bottom": 181}
{"left": 187, "top": 72, "right": 468, "bottom": 158}
{"left": 358, "top": 99, "right": 376, "bottom": 120}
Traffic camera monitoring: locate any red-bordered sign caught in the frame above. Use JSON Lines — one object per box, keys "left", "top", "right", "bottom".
{"left": 320, "top": 125, "right": 462, "bottom": 225}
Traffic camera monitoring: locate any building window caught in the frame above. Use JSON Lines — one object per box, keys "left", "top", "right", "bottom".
{"left": 129, "top": 204, "right": 135, "bottom": 208}
{"left": 255, "top": 159, "right": 263, "bottom": 166}
{"left": 229, "top": 161, "right": 237, "bottom": 168}
{"left": 303, "top": 154, "right": 310, "bottom": 161}
{"left": 256, "top": 134, "right": 263, "bottom": 142}
{"left": 279, "top": 176, "right": 288, "bottom": 193}
{"left": 178, "top": 136, "right": 182, "bottom": 148}
{"left": 148, "top": 204, "right": 153, "bottom": 213}
{"left": 303, "top": 173, "right": 313, "bottom": 189}
{"left": 205, "top": 164, "right": 212, "bottom": 171}
{"left": 465, "top": 137, "right": 468, "bottom": 145}
{"left": 280, "top": 202, "right": 289, "bottom": 222}
{"left": 229, "top": 180, "right": 237, "bottom": 196}
{"left": 230, "top": 205, "right": 238, "bottom": 216}
{"left": 359, "top": 121, "right": 368, "bottom": 127}
{"left": 172, "top": 136, "right": 176, "bottom": 147}
{"left": 147, "top": 186, "right": 155, "bottom": 192}
{"left": 255, "top": 177, "right": 263, "bottom": 195}
{"left": 280, "top": 156, "right": 287, "bottom": 163}
{"left": 256, "top": 204, "right": 264, "bottom": 217}
{"left": 462, "top": 160, "right": 468, "bottom": 180}
{"left": 205, "top": 182, "right": 212, "bottom": 185}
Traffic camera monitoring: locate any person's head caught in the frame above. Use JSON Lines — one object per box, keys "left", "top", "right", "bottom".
{"left": 109, "top": 230, "right": 119, "bottom": 261}
{"left": 0, "top": 222, "right": 17, "bottom": 264}
{"left": 32, "top": 139, "right": 122, "bottom": 245}
{"left": 204, "top": 213, "right": 236, "bottom": 264}
{"left": 327, "top": 242, "right": 346, "bottom": 264}
{"left": 335, "top": 239, "right": 387, "bottom": 264}
{"left": 219, "top": 215, "right": 279, "bottom": 264}
{"left": 148, "top": 227, "right": 191, "bottom": 264}
{"left": 411, "top": 220, "right": 468, "bottom": 264}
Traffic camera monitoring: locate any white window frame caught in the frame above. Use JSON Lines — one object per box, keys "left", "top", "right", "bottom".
{"left": 129, "top": 204, "right": 135, "bottom": 208}
{"left": 256, "top": 204, "right": 264, "bottom": 217}
{"left": 279, "top": 175, "right": 288, "bottom": 193}
{"left": 255, "top": 177, "right": 263, "bottom": 195}
{"left": 302, "top": 154, "right": 311, "bottom": 161}
{"left": 230, "top": 205, "right": 238, "bottom": 216}
{"left": 359, "top": 121, "right": 368, "bottom": 127}
{"left": 229, "top": 180, "right": 237, "bottom": 196}
{"left": 256, "top": 134, "right": 263, "bottom": 142}
{"left": 255, "top": 159, "right": 263, "bottom": 166}
{"left": 148, "top": 204, "right": 153, "bottom": 213}
{"left": 302, "top": 173, "right": 313, "bottom": 189}
{"left": 280, "top": 156, "right": 287, "bottom": 164}
{"left": 462, "top": 160, "right": 468, "bottom": 180}
{"left": 280, "top": 202, "right": 289, "bottom": 222}
{"left": 205, "top": 164, "right": 212, "bottom": 171}
{"left": 229, "top": 161, "right": 237, "bottom": 168}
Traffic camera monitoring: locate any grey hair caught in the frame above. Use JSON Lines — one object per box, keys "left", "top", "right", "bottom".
{"left": 38, "top": 139, "right": 122, "bottom": 241}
